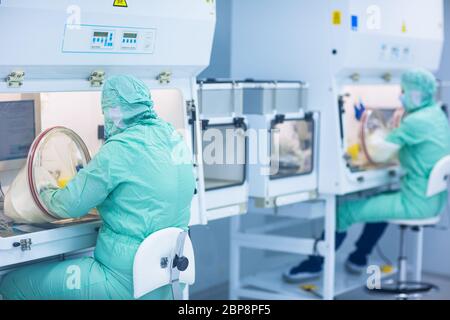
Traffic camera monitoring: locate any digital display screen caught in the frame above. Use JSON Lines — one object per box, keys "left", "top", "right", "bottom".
{"left": 0, "top": 100, "right": 36, "bottom": 161}
{"left": 123, "top": 33, "right": 138, "bottom": 39}
{"left": 94, "top": 32, "right": 109, "bottom": 38}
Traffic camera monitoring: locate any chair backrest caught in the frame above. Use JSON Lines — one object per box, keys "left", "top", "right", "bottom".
{"left": 133, "top": 227, "right": 195, "bottom": 299}
{"left": 427, "top": 155, "right": 450, "bottom": 197}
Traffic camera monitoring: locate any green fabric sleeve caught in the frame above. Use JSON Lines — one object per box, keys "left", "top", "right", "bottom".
{"left": 386, "top": 117, "right": 418, "bottom": 147}
{"left": 40, "top": 144, "right": 116, "bottom": 219}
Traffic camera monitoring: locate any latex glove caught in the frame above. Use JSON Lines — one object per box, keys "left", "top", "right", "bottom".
{"left": 35, "top": 167, "right": 58, "bottom": 192}
{"left": 366, "top": 129, "right": 400, "bottom": 164}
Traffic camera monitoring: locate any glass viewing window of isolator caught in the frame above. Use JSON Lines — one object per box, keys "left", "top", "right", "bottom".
{"left": 341, "top": 85, "right": 402, "bottom": 172}
{"left": 270, "top": 115, "right": 314, "bottom": 180}
{"left": 361, "top": 109, "right": 401, "bottom": 166}
{"left": 4, "top": 127, "right": 92, "bottom": 224}
{"left": 200, "top": 119, "right": 247, "bottom": 191}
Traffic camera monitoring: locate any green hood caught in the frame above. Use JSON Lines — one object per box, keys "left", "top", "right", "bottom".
{"left": 101, "top": 75, "right": 157, "bottom": 139}
{"left": 401, "top": 68, "right": 437, "bottom": 112}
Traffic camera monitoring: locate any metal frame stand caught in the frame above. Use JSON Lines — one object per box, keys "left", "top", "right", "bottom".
{"left": 229, "top": 194, "right": 337, "bottom": 300}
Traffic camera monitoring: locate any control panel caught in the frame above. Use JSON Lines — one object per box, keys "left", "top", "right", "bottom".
{"left": 379, "top": 44, "right": 412, "bottom": 62}
{"left": 121, "top": 32, "right": 138, "bottom": 49}
{"left": 92, "top": 31, "right": 115, "bottom": 49}
{"left": 63, "top": 24, "right": 156, "bottom": 54}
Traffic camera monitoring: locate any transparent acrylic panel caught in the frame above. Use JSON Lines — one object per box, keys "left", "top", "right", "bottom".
{"left": 1, "top": 89, "right": 188, "bottom": 232}
{"left": 361, "top": 109, "right": 400, "bottom": 165}
{"left": 2, "top": 127, "right": 93, "bottom": 226}
{"left": 270, "top": 119, "right": 314, "bottom": 180}
{"left": 342, "top": 85, "right": 401, "bottom": 172}
{"left": 40, "top": 92, "right": 103, "bottom": 156}
{"left": 152, "top": 89, "right": 186, "bottom": 133}
{"left": 0, "top": 93, "right": 41, "bottom": 172}
{"left": 202, "top": 124, "right": 246, "bottom": 191}
{"left": 32, "top": 128, "right": 91, "bottom": 193}
{"left": 40, "top": 89, "right": 187, "bottom": 157}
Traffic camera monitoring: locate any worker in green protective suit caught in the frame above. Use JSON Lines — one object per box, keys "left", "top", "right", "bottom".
{"left": 284, "top": 68, "right": 450, "bottom": 283}
{"left": 0, "top": 75, "right": 196, "bottom": 300}
{"left": 338, "top": 68, "right": 450, "bottom": 231}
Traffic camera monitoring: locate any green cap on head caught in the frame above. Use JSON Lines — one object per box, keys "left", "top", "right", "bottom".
{"left": 401, "top": 68, "right": 437, "bottom": 112}
{"left": 101, "top": 75, "right": 157, "bottom": 139}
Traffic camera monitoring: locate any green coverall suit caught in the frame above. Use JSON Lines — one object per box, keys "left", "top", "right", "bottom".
{"left": 0, "top": 75, "right": 196, "bottom": 299}
{"left": 338, "top": 69, "right": 450, "bottom": 232}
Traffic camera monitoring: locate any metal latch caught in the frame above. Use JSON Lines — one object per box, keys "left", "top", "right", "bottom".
{"left": 157, "top": 71, "right": 172, "bottom": 84}
{"left": 304, "top": 112, "right": 314, "bottom": 121}
{"left": 350, "top": 73, "right": 360, "bottom": 82}
{"left": 88, "top": 71, "right": 105, "bottom": 87}
{"left": 388, "top": 170, "right": 397, "bottom": 178}
{"left": 187, "top": 100, "right": 197, "bottom": 125}
{"left": 186, "top": 99, "right": 196, "bottom": 116}
{"left": 14, "top": 238, "right": 32, "bottom": 251}
{"left": 271, "top": 114, "right": 286, "bottom": 127}
{"left": 5, "top": 71, "right": 25, "bottom": 88}
{"left": 382, "top": 73, "right": 392, "bottom": 83}
{"left": 201, "top": 119, "right": 209, "bottom": 131}
{"left": 233, "top": 117, "right": 245, "bottom": 129}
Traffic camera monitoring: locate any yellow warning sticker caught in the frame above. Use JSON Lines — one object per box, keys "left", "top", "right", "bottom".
{"left": 332, "top": 10, "right": 342, "bottom": 25}
{"left": 113, "top": 0, "right": 128, "bottom": 7}
{"left": 402, "top": 21, "right": 407, "bottom": 33}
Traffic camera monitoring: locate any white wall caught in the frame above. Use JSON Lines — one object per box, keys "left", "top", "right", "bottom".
{"left": 422, "top": 0, "right": 450, "bottom": 278}
{"left": 199, "top": 0, "right": 232, "bottom": 80}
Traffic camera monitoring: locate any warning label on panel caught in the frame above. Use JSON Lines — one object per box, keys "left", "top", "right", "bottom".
{"left": 332, "top": 10, "right": 342, "bottom": 26}
{"left": 113, "top": 0, "right": 128, "bottom": 7}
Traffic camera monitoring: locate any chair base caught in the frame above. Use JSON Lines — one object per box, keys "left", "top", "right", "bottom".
{"left": 369, "top": 280, "right": 438, "bottom": 297}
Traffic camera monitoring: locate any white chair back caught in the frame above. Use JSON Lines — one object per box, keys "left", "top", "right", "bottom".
{"left": 427, "top": 155, "right": 450, "bottom": 197}
{"left": 133, "top": 227, "right": 195, "bottom": 300}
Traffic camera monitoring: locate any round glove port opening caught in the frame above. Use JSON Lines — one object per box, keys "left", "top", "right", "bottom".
{"left": 4, "top": 127, "right": 91, "bottom": 224}
{"left": 361, "top": 109, "right": 400, "bottom": 166}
